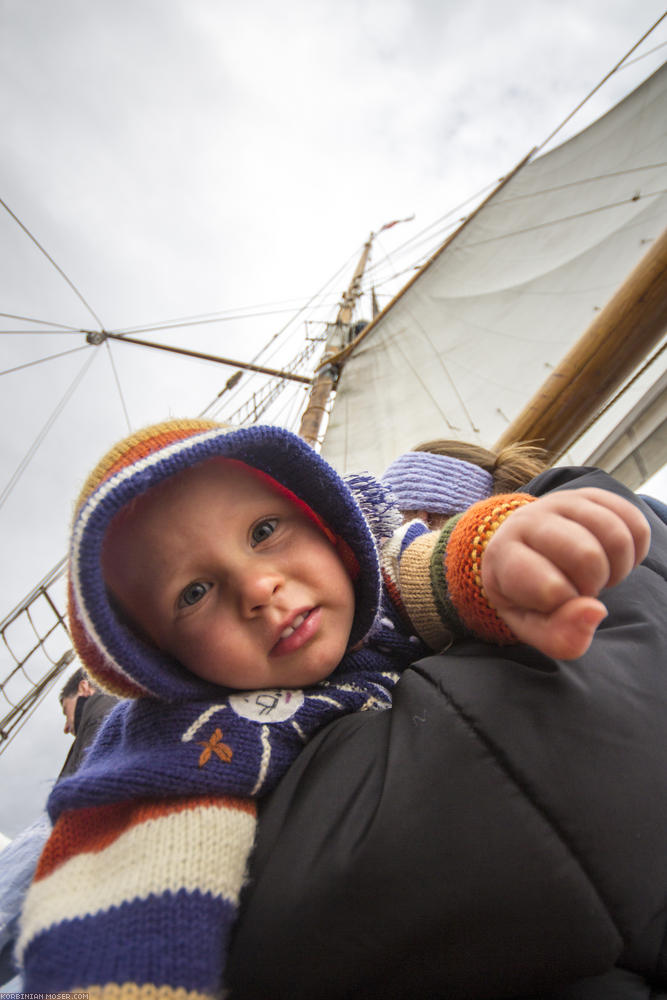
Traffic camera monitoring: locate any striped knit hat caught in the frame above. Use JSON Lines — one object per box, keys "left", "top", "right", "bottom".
{"left": 69, "top": 419, "right": 393, "bottom": 702}
{"left": 382, "top": 450, "right": 494, "bottom": 515}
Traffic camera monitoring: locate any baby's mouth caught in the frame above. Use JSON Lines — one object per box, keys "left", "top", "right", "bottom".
{"left": 271, "top": 608, "right": 321, "bottom": 656}
{"left": 279, "top": 611, "right": 309, "bottom": 639}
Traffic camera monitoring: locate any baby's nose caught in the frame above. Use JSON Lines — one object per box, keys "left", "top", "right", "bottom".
{"left": 237, "top": 566, "right": 281, "bottom": 614}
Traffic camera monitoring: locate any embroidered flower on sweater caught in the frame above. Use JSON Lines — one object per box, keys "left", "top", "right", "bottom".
{"left": 198, "top": 728, "right": 233, "bottom": 767}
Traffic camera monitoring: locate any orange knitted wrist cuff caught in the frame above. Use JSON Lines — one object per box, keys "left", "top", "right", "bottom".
{"left": 445, "top": 494, "right": 536, "bottom": 644}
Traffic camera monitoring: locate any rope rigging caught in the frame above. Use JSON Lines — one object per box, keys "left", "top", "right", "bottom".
{"left": 0, "top": 312, "right": 82, "bottom": 331}
{"left": 105, "top": 341, "right": 132, "bottom": 433}
{"left": 110, "top": 304, "right": 335, "bottom": 338}
{"left": 361, "top": 162, "right": 667, "bottom": 297}
{"left": 0, "top": 349, "right": 98, "bottom": 511}
{"left": 538, "top": 11, "right": 667, "bottom": 151}
{"left": 0, "top": 344, "right": 91, "bottom": 378}
{"left": 0, "top": 196, "right": 105, "bottom": 331}
{"left": 458, "top": 188, "right": 667, "bottom": 251}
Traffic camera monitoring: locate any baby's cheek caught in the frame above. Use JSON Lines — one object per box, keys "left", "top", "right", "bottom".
{"left": 333, "top": 626, "right": 355, "bottom": 669}
{"left": 170, "top": 632, "right": 208, "bottom": 674}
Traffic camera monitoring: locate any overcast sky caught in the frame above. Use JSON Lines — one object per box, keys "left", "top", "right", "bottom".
{"left": 1, "top": 0, "right": 666, "bottom": 837}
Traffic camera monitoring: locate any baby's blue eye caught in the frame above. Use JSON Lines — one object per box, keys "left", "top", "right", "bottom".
{"left": 179, "top": 581, "right": 211, "bottom": 608}
{"left": 251, "top": 518, "right": 277, "bottom": 546}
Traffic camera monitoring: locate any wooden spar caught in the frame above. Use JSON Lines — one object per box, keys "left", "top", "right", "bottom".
{"left": 298, "top": 234, "right": 374, "bottom": 446}
{"left": 494, "top": 222, "right": 667, "bottom": 457}
{"left": 99, "top": 331, "right": 312, "bottom": 385}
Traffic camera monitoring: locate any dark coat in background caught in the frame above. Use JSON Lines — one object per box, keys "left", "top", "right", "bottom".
{"left": 227, "top": 467, "right": 667, "bottom": 999}
{"left": 57, "top": 691, "right": 119, "bottom": 780}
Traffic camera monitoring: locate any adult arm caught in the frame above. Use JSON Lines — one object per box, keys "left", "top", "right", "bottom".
{"left": 227, "top": 468, "right": 667, "bottom": 999}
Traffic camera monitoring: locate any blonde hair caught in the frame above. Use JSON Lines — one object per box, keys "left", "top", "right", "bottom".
{"left": 411, "top": 439, "right": 550, "bottom": 494}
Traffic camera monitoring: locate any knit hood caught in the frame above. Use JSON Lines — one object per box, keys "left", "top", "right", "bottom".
{"left": 69, "top": 419, "right": 398, "bottom": 702}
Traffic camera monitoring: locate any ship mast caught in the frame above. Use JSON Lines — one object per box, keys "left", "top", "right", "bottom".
{"left": 298, "top": 234, "right": 374, "bottom": 446}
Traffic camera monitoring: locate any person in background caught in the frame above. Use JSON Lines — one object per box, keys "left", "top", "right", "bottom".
{"left": 57, "top": 666, "right": 119, "bottom": 779}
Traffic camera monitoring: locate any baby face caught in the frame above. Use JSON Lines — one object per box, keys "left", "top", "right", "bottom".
{"left": 102, "top": 458, "right": 356, "bottom": 690}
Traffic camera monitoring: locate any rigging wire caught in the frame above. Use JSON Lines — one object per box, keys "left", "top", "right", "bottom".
{"left": 0, "top": 344, "right": 91, "bottom": 378}
{"left": 363, "top": 180, "right": 667, "bottom": 303}
{"left": 358, "top": 182, "right": 667, "bottom": 341}
{"left": 448, "top": 188, "right": 667, "bottom": 251}
{"left": 282, "top": 389, "right": 308, "bottom": 436}
{"left": 363, "top": 189, "right": 665, "bottom": 293}
{"left": 364, "top": 220, "right": 490, "bottom": 292}
{"left": 104, "top": 341, "right": 132, "bottom": 433}
{"left": 0, "top": 313, "right": 82, "bottom": 332}
{"left": 490, "top": 163, "right": 667, "bottom": 206}
{"left": 0, "top": 197, "right": 105, "bottom": 331}
{"left": 364, "top": 162, "right": 667, "bottom": 291}
{"left": 368, "top": 235, "right": 418, "bottom": 309}
{"left": 110, "top": 305, "right": 335, "bottom": 338}
{"left": 196, "top": 246, "right": 363, "bottom": 416}
{"left": 367, "top": 260, "right": 431, "bottom": 294}
{"left": 0, "top": 330, "right": 96, "bottom": 337}
{"left": 261, "top": 380, "right": 308, "bottom": 434}
{"left": 0, "top": 349, "right": 98, "bottom": 511}
{"left": 537, "top": 11, "right": 667, "bottom": 151}
{"left": 249, "top": 252, "right": 361, "bottom": 367}
{"left": 364, "top": 180, "right": 497, "bottom": 282}
{"left": 192, "top": 278, "right": 348, "bottom": 417}
{"left": 617, "top": 39, "right": 667, "bottom": 70}
{"left": 112, "top": 298, "right": 341, "bottom": 337}
{"left": 364, "top": 225, "right": 457, "bottom": 287}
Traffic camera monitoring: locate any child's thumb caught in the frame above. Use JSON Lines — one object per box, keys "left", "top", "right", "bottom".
{"left": 501, "top": 597, "right": 608, "bottom": 660}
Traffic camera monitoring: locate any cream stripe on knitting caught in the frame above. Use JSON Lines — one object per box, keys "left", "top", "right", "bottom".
{"left": 181, "top": 703, "right": 229, "bottom": 741}
{"left": 70, "top": 428, "right": 224, "bottom": 695}
{"left": 380, "top": 519, "right": 416, "bottom": 594}
{"left": 250, "top": 725, "right": 272, "bottom": 795}
{"left": 17, "top": 800, "right": 255, "bottom": 960}
{"left": 87, "top": 986, "right": 214, "bottom": 1000}
{"left": 398, "top": 531, "right": 452, "bottom": 650}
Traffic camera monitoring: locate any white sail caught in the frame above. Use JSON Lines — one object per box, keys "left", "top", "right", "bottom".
{"left": 321, "top": 62, "right": 667, "bottom": 478}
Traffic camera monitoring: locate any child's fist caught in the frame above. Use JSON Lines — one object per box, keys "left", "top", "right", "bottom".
{"left": 481, "top": 488, "right": 650, "bottom": 659}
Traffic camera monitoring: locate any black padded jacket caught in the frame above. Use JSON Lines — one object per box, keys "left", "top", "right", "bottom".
{"left": 57, "top": 691, "right": 119, "bottom": 780}
{"left": 227, "top": 467, "right": 667, "bottom": 999}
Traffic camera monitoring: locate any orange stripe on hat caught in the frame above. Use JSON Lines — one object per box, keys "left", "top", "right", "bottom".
{"left": 75, "top": 419, "right": 219, "bottom": 512}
